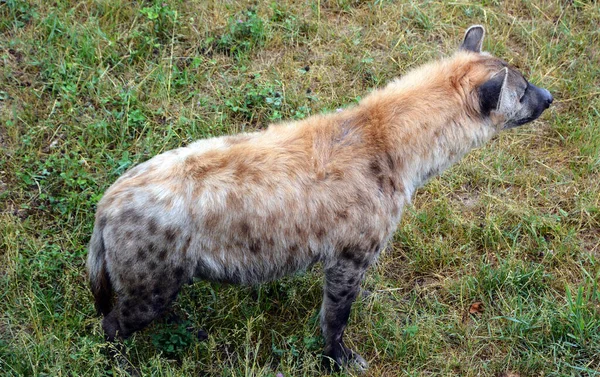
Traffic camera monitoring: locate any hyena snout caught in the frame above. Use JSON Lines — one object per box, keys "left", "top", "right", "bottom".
{"left": 540, "top": 87, "right": 553, "bottom": 108}
{"left": 507, "top": 81, "right": 554, "bottom": 128}
{"left": 526, "top": 83, "right": 554, "bottom": 123}
{"left": 532, "top": 84, "right": 553, "bottom": 109}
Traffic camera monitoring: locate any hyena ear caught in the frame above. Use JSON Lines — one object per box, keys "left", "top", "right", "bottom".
{"left": 460, "top": 25, "right": 485, "bottom": 53}
{"left": 479, "top": 67, "right": 509, "bottom": 115}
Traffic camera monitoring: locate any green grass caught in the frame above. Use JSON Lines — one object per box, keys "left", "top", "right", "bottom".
{"left": 1, "top": 0, "right": 599, "bottom": 376}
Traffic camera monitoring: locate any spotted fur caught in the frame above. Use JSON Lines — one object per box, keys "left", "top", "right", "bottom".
{"left": 87, "top": 25, "right": 552, "bottom": 371}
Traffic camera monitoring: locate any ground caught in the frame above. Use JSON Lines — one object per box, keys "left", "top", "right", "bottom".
{"left": 0, "top": 0, "right": 599, "bottom": 376}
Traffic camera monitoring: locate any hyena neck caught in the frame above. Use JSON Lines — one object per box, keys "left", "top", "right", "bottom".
{"left": 402, "top": 126, "right": 478, "bottom": 196}
{"left": 359, "top": 64, "right": 495, "bottom": 199}
{"left": 393, "top": 114, "right": 494, "bottom": 199}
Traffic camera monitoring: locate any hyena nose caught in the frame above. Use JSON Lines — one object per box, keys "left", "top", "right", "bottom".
{"left": 541, "top": 88, "right": 553, "bottom": 108}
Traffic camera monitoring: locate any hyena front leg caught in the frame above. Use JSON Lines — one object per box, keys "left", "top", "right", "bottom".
{"left": 320, "top": 252, "right": 371, "bottom": 372}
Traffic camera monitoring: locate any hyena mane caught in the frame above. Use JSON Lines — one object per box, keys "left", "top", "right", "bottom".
{"left": 88, "top": 25, "right": 552, "bottom": 372}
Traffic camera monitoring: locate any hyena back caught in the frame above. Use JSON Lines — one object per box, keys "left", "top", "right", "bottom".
{"left": 88, "top": 25, "right": 552, "bottom": 371}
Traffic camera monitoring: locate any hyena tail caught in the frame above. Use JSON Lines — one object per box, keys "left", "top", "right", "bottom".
{"left": 87, "top": 218, "right": 113, "bottom": 316}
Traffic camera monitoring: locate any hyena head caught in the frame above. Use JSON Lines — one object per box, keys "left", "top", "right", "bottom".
{"left": 460, "top": 25, "right": 553, "bottom": 131}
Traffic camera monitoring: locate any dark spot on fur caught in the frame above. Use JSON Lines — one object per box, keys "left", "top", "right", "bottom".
{"left": 295, "top": 224, "right": 307, "bottom": 236}
{"left": 152, "top": 286, "right": 162, "bottom": 296}
{"left": 148, "top": 261, "right": 158, "bottom": 270}
{"left": 249, "top": 239, "right": 261, "bottom": 254}
{"left": 182, "top": 235, "right": 192, "bottom": 256}
{"left": 285, "top": 251, "right": 297, "bottom": 267}
{"left": 340, "top": 247, "right": 355, "bottom": 261}
{"left": 234, "top": 162, "right": 257, "bottom": 182}
{"left": 139, "top": 304, "right": 149, "bottom": 313}
{"left": 370, "top": 160, "right": 382, "bottom": 176}
{"left": 327, "top": 274, "right": 342, "bottom": 285}
{"left": 203, "top": 212, "right": 220, "bottom": 231}
{"left": 340, "top": 289, "right": 350, "bottom": 298}
{"left": 98, "top": 216, "right": 107, "bottom": 228}
{"left": 165, "top": 227, "right": 178, "bottom": 243}
{"left": 158, "top": 248, "right": 168, "bottom": 261}
{"left": 240, "top": 222, "right": 250, "bottom": 237}
{"left": 340, "top": 246, "right": 365, "bottom": 268}
{"left": 138, "top": 272, "right": 147, "bottom": 280}
{"left": 289, "top": 244, "right": 299, "bottom": 253}
{"left": 347, "top": 277, "right": 356, "bottom": 285}
{"left": 327, "top": 291, "right": 340, "bottom": 303}
{"left": 122, "top": 309, "right": 131, "bottom": 317}
{"left": 316, "top": 228, "right": 326, "bottom": 240}
{"left": 128, "top": 285, "right": 143, "bottom": 296}
{"left": 122, "top": 208, "right": 142, "bottom": 224}
{"left": 336, "top": 210, "right": 349, "bottom": 220}
{"left": 377, "top": 175, "right": 396, "bottom": 197}
{"left": 137, "top": 248, "right": 147, "bottom": 260}
{"left": 148, "top": 218, "right": 158, "bottom": 234}
{"left": 174, "top": 266, "right": 185, "bottom": 280}
{"left": 140, "top": 291, "right": 150, "bottom": 301}
{"left": 386, "top": 152, "right": 396, "bottom": 171}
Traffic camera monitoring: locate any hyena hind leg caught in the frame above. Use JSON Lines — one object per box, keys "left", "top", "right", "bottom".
{"left": 102, "top": 276, "right": 183, "bottom": 341}
{"left": 320, "top": 254, "right": 371, "bottom": 373}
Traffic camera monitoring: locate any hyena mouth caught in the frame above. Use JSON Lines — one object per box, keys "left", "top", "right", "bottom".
{"left": 507, "top": 116, "right": 537, "bottom": 129}
{"left": 509, "top": 106, "right": 552, "bottom": 129}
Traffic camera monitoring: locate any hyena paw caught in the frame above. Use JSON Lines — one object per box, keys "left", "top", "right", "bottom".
{"left": 323, "top": 344, "right": 369, "bottom": 373}
{"left": 347, "top": 352, "right": 368, "bottom": 373}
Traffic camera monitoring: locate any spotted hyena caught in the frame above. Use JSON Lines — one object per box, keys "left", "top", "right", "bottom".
{"left": 88, "top": 25, "right": 553, "bottom": 371}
